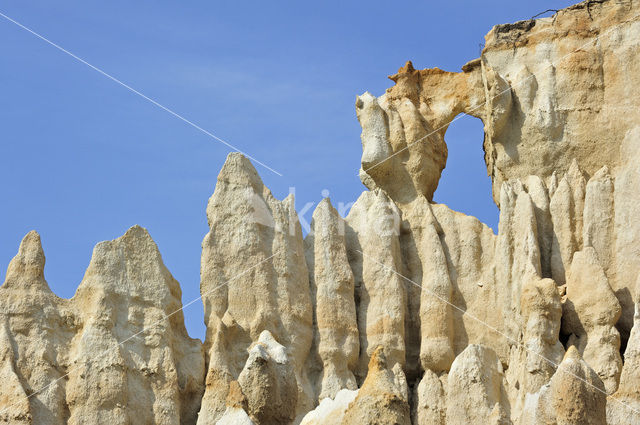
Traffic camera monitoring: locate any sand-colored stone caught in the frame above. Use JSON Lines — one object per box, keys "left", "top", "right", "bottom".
{"left": 520, "top": 346, "right": 607, "bottom": 425}
{"left": 2, "top": 1, "right": 640, "bottom": 424}
{"left": 299, "top": 389, "right": 358, "bottom": 425}
{"left": 607, "top": 275, "right": 640, "bottom": 424}
{"left": 304, "top": 199, "right": 359, "bottom": 400}
{"left": 341, "top": 346, "right": 411, "bottom": 425}
{"left": 562, "top": 247, "right": 622, "bottom": 394}
{"left": 0, "top": 228, "right": 204, "bottom": 425}
{"left": 344, "top": 190, "right": 406, "bottom": 380}
{"left": 506, "top": 277, "right": 564, "bottom": 420}
{"left": 549, "top": 346, "right": 607, "bottom": 425}
{"left": 446, "top": 344, "right": 510, "bottom": 424}
{"left": 237, "top": 331, "right": 297, "bottom": 424}
{"left": 198, "top": 153, "right": 314, "bottom": 423}
{"left": 411, "top": 369, "right": 446, "bottom": 425}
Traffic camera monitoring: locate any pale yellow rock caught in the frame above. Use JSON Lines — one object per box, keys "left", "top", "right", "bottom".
{"left": 215, "top": 408, "right": 254, "bottom": 425}
{"left": 549, "top": 346, "right": 607, "bottom": 425}
{"left": 411, "top": 369, "right": 446, "bottom": 425}
{"left": 355, "top": 61, "right": 485, "bottom": 204}
{"left": 237, "top": 330, "right": 297, "bottom": 425}
{"left": 355, "top": 1, "right": 640, "bottom": 210}
{"left": 214, "top": 380, "right": 254, "bottom": 425}
{"left": 613, "top": 126, "right": 640, "bottom": 333}
{"left": 506, "top": 277, "right": 564, "bottom": 420}
{"left": 198, "top": 153, "right": 314, "bottom": 422}
{"left": 549, "top": 176, "right": 576, "bottom": 286}
{"left": 446, "top": 344, "right": 510, "bottom": 425}
{"left": 583, "top": 166, "right": 614, "bottom": 276}
{"left": 562, "top": 247, "right": 622, "bottom": 394}
{"left": 523, "top": 176, "right": 553, "bottom": 279}
{"left": 415, "top": 204, "right": 455, "bottom": 374}
{"left": 66, "top": 226, "right": 205, "bottom": 425}
{"left": 481, "top": 2, "right": 640, "bottom": 205}
{"left": 395, "top": 197, "right": 456, "bottom": 375}
{"left": 341, "top": 347, "right": 411, "bottom": 425}
{"left": 0, "top": 231, "right": 70, "bottom": 425}
{"left": 549, "top": 161, "right": 586, "bottom": 288}
{"left": 606, "top": 275, "right": 640, "bottom": 424}
{"left": 304, "top": 198, "right": 359, "bottom": 400}
{"left": 493, "top": 181, "right": 543, "bottom": 359}
{"left": 0, "top": 228, "right": 204, "bottom": 425}
{"left": 430, "top": 201, "right": 504, "bottom": 360}
{"left": 521, "top": 346, "right": 607, "bottom": 425}
{"left": 354, "top": 0, "right": 640, "bottom": 343}
{"left": 0, "top": 321, "right": 31, "bottom": 424}
{"left": 299, "top": 389, "right": 358, "bottom": 425}
{"left": 345, "top": 190, "right": 406, "bottom": 379}
{"left": 2, "top": 2, "right": 640, "bottom": 424}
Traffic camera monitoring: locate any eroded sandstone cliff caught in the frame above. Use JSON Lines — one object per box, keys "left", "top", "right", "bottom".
{"left": 2, "top": 0, "right": 640, "bottom": 424}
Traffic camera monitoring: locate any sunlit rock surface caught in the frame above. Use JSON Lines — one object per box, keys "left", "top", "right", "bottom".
{"left": 2, "top": 1, "right": 640, "bottom": 424}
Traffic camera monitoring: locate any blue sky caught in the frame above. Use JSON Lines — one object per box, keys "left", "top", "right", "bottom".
{"left": 0, "top": 1, "right": 576, "bottom": 339}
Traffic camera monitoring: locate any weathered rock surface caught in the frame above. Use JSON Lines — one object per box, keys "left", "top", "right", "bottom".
{"left": 344, "top": 190, "right": 406, "bottom": 380}
{"left": 341, "top": 346, "right": 411, "bottom": 425}
{"left": 506, "top": 277, "right": 564, "bottom": 417}
{"left": 446, "top": 345, "right": 510, "bottom": 424}
{"left": 607, "top": 275, "right": 640, "bottom": 424}
{"left": 305, "top": 199, "right": 359, "bottom": 400}
{"left": 237, "top": 330, "right": 297, "bottom": 424}
{"left": 520, "top": 346, "right": 607, "bottom": 425}
{"left": 562, "top": 247, "right": 622, "bottom": 394}
{"left": 411, "top": 369, "right": 446, "bottom": 425}
{"left": 198, "top": 152, "right": 313, "bottom": 423}
{"left": 0, "top": 228, "right": 204, "bottom": 425}
{"left": 356, "top": 0, "right": 640, "bottom": 338}
{"left": 3, "top": 1, "right": 640, "bottom": 424}
{"left": 299, "top": 389, "right": 358, "bottom": 425}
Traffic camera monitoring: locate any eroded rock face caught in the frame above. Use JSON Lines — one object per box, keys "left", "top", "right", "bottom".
{"left": 341, "top": 346, "right": 411, "bottom": 425}
{"left": 237, "top": 331, "right": 297, "bottom": 424}
{"left": 3, "top": 1, "right": 640, "bottom": 424}
{"left": 506, "top": 277, "right": 564, "bottom": 416}
{"left": 411, "top": 369, "right": 446, "bottom": 425}
{"left": 562, "top": 247, "right": 622, "bottom": 394}
{"left": 356, "top": 0, "right": 640, "bottom": 336}
{"left": 520, "top": 346, "right": 607, "bottom": 425}
{"left": 0, "top": 228, "right": 204, "bottom": 425}
{"left": 198, "top": 152, "right": 313, "bottom": 423}
{"left": 344, "top": 190, "right": 406, "bottom": 379}
{"left": 305, "top": 199, "right": 359, "bottom": 400}
{"left": 607, "top": 276, "right": 640, "bottom": 424}
{"left": 447, "top": 345, "right": 510, "bottom": 425}
{"left": 299, "top": 389, "right": 358, "bottom": 425}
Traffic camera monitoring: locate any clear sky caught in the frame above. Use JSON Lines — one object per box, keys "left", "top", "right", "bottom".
{"left": 0, "top": 1, "right": 577, "bottom": 340}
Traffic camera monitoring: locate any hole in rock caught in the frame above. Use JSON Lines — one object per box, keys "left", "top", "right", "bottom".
{"left": 620, "top": 325, "right": 630, "bottom": 363}
{"left": 434, "top": 113, "right": 499, "bottom": 232}
{"left": 559, "top": 330, "right": 571, "bottom": 351}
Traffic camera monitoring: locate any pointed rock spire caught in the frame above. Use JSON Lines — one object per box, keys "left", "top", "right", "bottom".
{"left": 341, "top": 346, "right": 411, "bottom": 425}
{"left": 305, "top": 198, "right": 359, "bottom": 400}
{"left": 3, "top": 231, "right": 49, "bottom": 290}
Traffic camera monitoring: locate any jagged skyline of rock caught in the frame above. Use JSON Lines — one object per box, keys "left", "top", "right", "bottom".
{"left": 2, "top": 1, "right": 640, "bottom": 424}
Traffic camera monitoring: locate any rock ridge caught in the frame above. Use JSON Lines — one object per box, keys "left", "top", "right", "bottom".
{"left": 2, "top": 1, "right": 640, "bottom": 424}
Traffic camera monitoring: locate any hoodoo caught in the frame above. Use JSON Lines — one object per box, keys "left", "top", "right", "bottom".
{"left": 2, "top": 1, "right": 640, "bottom": 423}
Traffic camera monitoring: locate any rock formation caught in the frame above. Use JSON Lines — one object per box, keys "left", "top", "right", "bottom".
{"left": 0, "top": 228, "right": 204, "bottom": 425}
{"left": 2, "top": 0, "right": 640, "bottom": 424}
{"left": 520, "top": 346, "right": 608, "bottom": 425}
{"left": 447, "top": 345, "right": 510, "bottom": 424}
{"left": 341, "top": 346, "right": 411, "bottom": 425}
